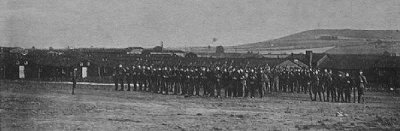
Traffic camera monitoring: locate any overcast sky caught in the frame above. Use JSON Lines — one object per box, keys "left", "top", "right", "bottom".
{"left": 0, "top": 0, "right": 399, "bottom": 48}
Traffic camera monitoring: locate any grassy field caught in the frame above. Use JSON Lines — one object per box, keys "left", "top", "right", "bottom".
{"left": 1, "top": 80, "right": 400, "bottom": 130}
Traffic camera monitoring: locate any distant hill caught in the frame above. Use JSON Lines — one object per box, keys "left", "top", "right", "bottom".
{"left": 275, "top": 29, "right": 400, "bottom": 41}
{"left": 239, "top": 29, "right": 400, "bottom": 48}
{"left": 182, "top": 29, "right": 400, "bottom": 55}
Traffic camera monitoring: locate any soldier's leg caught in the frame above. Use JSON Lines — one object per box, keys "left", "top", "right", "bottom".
{"left": 252, "top": 84, "right": 257, "bottom": 98}
{"left": 290, "top": 81, "right": 294, "bottom": 92}
{"left": 114, "top": 79, "right": 119, "bottom": 91}
{"left": 196, "top": 82, "right": 200, "bottom": 96}
{"left": 181, "top": 82, "right": 186, "bottom": 95}
{"left": 164, "top": 81, "right": 169, "bottom": 95}
{"left": 223, "top": 83, "right": 228, "bottom": 97}
{"left": 331, "top": 86, "right": 336, "bottom": 102}
{"left": 178, "top": 82, "right": 183, "bottom": 95}
{"left": 235, "top": 82, "right": 240, "bottom": 97}
{"left": 228, "top": 84, "right": 232, "bottom": 97}
{"left": 307, "top": 84, "right": 314, "bottom": 101}
{"left": 173, "top": 81, "right": 177, "bottom": 95}
{"left": 340, "top": 89, "right": 345, "bottom": 102}
{"left": 127, "top": 79, "right": 131, "bottom": 91}
{"left": 318, "top": 89, "right": 323, "bottom": 101}
{"left": 354, "top": 86, "right": 357, "bottom": 103}
{"left": 203, "top": 81, "right": 208, "bottom": 96}
{"left": 119, "top": 79, "right": 124, "bottom": 91}
{"left": 311, "top": 85, "right": 317, "bottom": 101}
{"left": 347, "top": 89, "right": 351, "bottom": 102}
{"left": 358, "top": 87, "right": 363, "bottom": 103}
{"left": 215, "top": 82, "right": 220, "bottom": 97}
{"left": 244, "top": 83, "right": 248, "bottom": 97}
{"left": 326, "top": 85, "right": 330, "bottom": 102}
{"left": 132, "top": 79, "right": 137, "bottom": 91}
{"left": 210, "top": 82, "right": 215, "bottom": 97}
{"left": 259, "top": 83, "right": 264, "bottom": 98}
{"left": 72, "top": 81, "right": 76, "bottom": 95}
{"left": 337, "top": 88, "right": 341, "bottom": 102}
{"left": 190, "top": 82, "right": 194, "bottom": 96}
{"left": 226, "top": 84, "right": 230, "bottom": 97}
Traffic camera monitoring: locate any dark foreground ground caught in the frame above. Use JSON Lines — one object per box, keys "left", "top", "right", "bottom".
{"left": 1, "top": 81, "right": 400, "bottom": 131}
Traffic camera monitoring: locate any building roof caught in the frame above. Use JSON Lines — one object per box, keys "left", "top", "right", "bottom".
{"left": 276, "top": 59, "right": 309, "bottom": 68}
{"left": 374, "top": 56, "right": 400, "bottom": 68}
{"left": 318, "top": 54, "right": 383, "bottom": 70}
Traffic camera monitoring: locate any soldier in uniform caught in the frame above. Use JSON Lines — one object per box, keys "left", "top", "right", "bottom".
{"left": 322, "top": 69, "right": 333, "bottom": 102}
{"left": 258, "top": 69, "right": 267, "bottom": 98}
{"left": 273, "top": 68, "right": 280, "bottom": 92}
{"left": 125, "top": 67, "right": 132, "bottom": 91}
{"left": 137, "top": 66, "right": 145, "bottom": 91}
{"left": 344, "top": 72, "right": 352, "bottom": 103}
{"left": 232, "top": 68, "right": 241, "bottom": 97}
{"left": 248, "top": 69, "right": 257, "bottom": 98}
{"left": 222, "top": 68, "right": 231, "bottom": 97}
{"left": 193, "top": 68, "right": 201, "bottom": 96}
{"left": 336, "top": 73, "right": 345, "bottom": 102}
{"left": 357, "top": 70, "right": 368, "bottom": 103}
{"left": 206, "top": 67, "right": 215, "bottom": 96}
{"left": 327, "top": 70, "right": 336, "bottom": 102}
{"left": 305, "top": 70, "right": 313, "bottom": 100}
{"left": 311, "top": 70, "right": 322, "bottom": 101}
{"left": 162, "top": 67, "right": 169, "bottom": 95}
{"left": 115, "top": 64, "right": 125, "bottom": 91}
{"left": 199, "top": 67, "right": 206, "bottom": 96}
{"left": 215, "top": 67, "right": 223, "bottom": 97}
{"left": 132, "top": 66, "right": 140, "bottom": 91}
{"left": 239, "top": 69, "right": 248, "bottom": 97}
{"left": 71, "top": 68, "right": 78, "bottom": 95}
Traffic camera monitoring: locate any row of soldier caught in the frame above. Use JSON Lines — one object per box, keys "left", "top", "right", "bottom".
{"left": 112, "top": 64, "right": 367, "bottom": 103}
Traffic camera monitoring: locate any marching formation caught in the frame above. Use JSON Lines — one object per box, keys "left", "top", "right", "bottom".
{"left": 112, "top": 63, "right": 367, "bottom": 103}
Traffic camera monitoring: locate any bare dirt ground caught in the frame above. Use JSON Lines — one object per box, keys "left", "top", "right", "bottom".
{"left": 1, "top": 80, "right": 400, "bottom": 131}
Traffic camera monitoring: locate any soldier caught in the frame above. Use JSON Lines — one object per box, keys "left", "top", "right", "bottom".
{"left": 200, "top": 67, "right": 208, "bottom": 96}
{"left": 113, "top": 67, "right": 118, "bottom": 91}
{"left": 239, "top": 69, "right": 248, "bottom": 97}
{"left": 301, "top": 69, "right": 309, "bottom": 94}
{"left": 248, "top": 69, "right": 257, "bottom": 98}
{"left": 71, "top": 68, "right": 78, "bottom": 95}
{"left": 357, "top": 70, "right": 368, "bottom": 103}
{"left": 327, "top": 70, "right": 336, "bottom": 102}
{"left": 215, "top": 67, "right": 223, "bottom": 97}
{"left": 115, "top": 64, "right": 125, "bottom": 91}
{"left": 331, "top": 71, "right": 340, "bottom": 102}
{"left": 305, "top": 70, "right": 313, "bottom": 100}
{"left": 273, "top": 68, "right": 280, "bottom": 92}
{"left": 156, "top": 67, "right": 163, "bottom": 93}
{"left": 132, "top": 66, "right": 140, "bottom": 91}
{"left": 344, "top": 72, "right": 352, "bottom": 103}
{"left": 288, "top": 70, "right": 295, "bottom": 93}
{"left": 312, "top": 70, "right": 322, "bottom": 101}
{"left": 126, "top": 67, "right": 132, "bottom": 91}
{"left": 336, "top": 73, "right": 345, "bottom": 102}
{"left": 258, "top": 69, "right": 267, "bottom": 98}
{"left": 222, "top": 68, "right": 231, "bottom": 97}
{"left": 162, "top": 67, "right": 169, "bottom": 95}
{"left": 232, "top": 68, "right": 241, "bottom": 97}
{"left": 193, "top": 68, "right": 201, "bottom": 96}
{"left": 206, "top": 67, "right": 216, "bottom": 97}
{"left": 137, "top": 66, "right": 145, "bottom": 91}
{"left": 322, "top": 69, "right": 333, "bottom": 102}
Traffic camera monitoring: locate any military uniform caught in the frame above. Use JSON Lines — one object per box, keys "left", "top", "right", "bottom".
{"left": 357, "top": 72, "right": 368, "bottom": 103}
{"left": 344, "top": 73, "right": 352, "bottom": 103}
